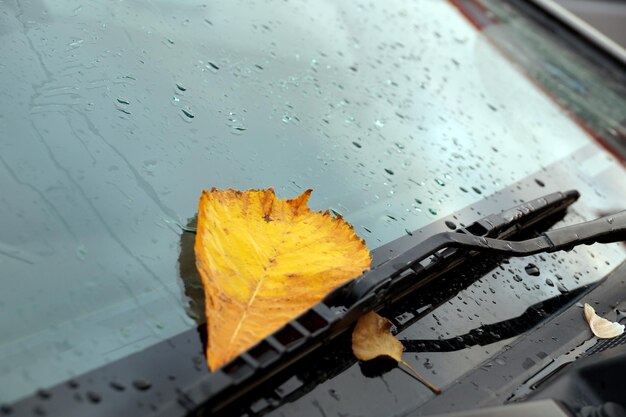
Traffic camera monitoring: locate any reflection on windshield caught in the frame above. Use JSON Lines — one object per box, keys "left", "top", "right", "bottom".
{"left": 0, "top": 0, "right": 625, "bottom": 404}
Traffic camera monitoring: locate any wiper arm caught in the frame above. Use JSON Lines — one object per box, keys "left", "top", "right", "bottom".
{"left": 179, "top": 189, "right": 626, "bottom": 415}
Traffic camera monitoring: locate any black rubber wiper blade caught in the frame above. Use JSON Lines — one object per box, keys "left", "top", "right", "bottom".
{"left": 176, "top": 190, "right": 590, "bottom": 415}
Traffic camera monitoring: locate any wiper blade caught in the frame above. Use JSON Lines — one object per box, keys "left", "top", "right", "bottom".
{"left": 178, "top": 189, "right": 626, "bottom": 415}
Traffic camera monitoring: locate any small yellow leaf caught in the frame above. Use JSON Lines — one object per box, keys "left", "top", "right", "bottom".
{"left": 352, "top": 312, "right": 441, "bottom": 394}
{"left": 584, "top": 303, "right": 625, "bottom": 339}
{"left": 194, "top": 188, "right": 371, "bottom": 371}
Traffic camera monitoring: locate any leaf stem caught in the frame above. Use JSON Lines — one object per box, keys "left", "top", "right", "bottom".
{"left": 400, "top": 360, "right": 442, "bottom": 395}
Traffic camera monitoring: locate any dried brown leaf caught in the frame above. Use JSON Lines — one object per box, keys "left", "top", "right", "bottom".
{"left": 352, "top": 312, "right": 441, "bottom": 394}
{"left": 584, "top": 303, "right": 624, "bottom": 339}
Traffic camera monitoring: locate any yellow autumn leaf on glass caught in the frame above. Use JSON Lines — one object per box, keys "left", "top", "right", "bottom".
{"left": 194, "top": 188, "right": 371, "bottom": 371}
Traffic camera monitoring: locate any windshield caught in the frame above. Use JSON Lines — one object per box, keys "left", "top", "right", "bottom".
{"left": 1, "top": 0, "right": 626, "bottom": 405}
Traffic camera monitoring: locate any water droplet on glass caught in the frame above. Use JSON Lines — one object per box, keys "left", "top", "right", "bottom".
{"left": 374, "top": 119, "right": 385, "bottom": 128}
{"left": 423, "top": 359, "right": 433, "bottom": 369}
{"left": 384, "top": 168, "right": 394, "bottom": 175}
{"left": 428, "top": 208, "right": 437, "bottom": 216}
{"left": 176, "top": 83, "right": 186, "bottom": 92}
{"left": 133, "top": 379, "right": 152, "bottom": 391}
{"left": 535, "top": 179, "right": 545, "bottom": 187}
{"left": 37, "top": 389, "right": 52, "bottom": 400}
{"left": 405, "top": 228, "right": 413, "bottom": 236}
{"left": 495, "top": 358, "right": 506, "bottom": 365}
{"left": 328, "top": 388, "right": 340, "bottom": 401}
{"left": 472, "top": 186, "right": 482, "bottom": 194}
{"left": 227, "top": 112, "right": 247, "bottom": 134}
{"left": 525, "top": 263, "right": 540, "bottom": 276}
{"left": 545, "top": 278, "right": 554, "bottom": 287}
{"left": 352, "top": 141, "right": 362, "bottom": 149}
{"left": 67, "top": 380, "right": 79, "bottom": 389}
{"left": 109, "top": 381, "right": 126, "bottom": 391}
{"left": 75, "top": 244, "right": 87, "bottom": 261}
{"left": 116, "top": 98, "right": 130, "bottom": 105}
{"left": 435, "top": 178, "right": 445, "bottom": 186}
{"left": 86, "top": 391, "right": 101, "bottom": 404}
{"left": 557, "top": 283, "right": 569, "bottom": 294}
{"left": 513, "top": 274, "right": 523, "bottom": 282}
{"left": 444, "top": 220, "right": 456, "bottom": 230}
{"left": 181, "top": 108, "right": 195, "bottom": 119}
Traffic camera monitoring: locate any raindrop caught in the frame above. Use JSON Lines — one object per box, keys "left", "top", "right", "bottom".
{"left": 405, "top": 228, "right": 413, "bottom": 236}
{"left": 75, "top": 244, "right": 87, "bottom": 261}
{"left": 423, "top": 359, "right": 433, "bottom": 369}
{"left": 109, "top": 381, "right": 126, "bottom": 391}
{"left": 67, "top": 380, "right": 79, "bottom": 389}
{"left": 545, "top": 278, "right": 554, "bottom": 287}
{"left": 495, "top": 358, "right": 506, "bottom": 365}
{"left": 116, "top": 98, "right": 130, "bottom": 105}
{"left": 472, "top": 186, "right": 482, "bottom": 194}
{"left": 352, "top": 141, "right": 362, "bottom": 149}
{"left": 86, "top": 391, "right": 101, "bottom": 404}
{"left": 428, "top": 208, "right": 437, "bottom": 216}
{"left": 513, "top": 274, "right": 523, "bottom": 282}
{"left": 37, "top": 389, "right": 52, "bottom": 400}
{"left": 557, "top": 283, "right": 569, "bottom": 294}
{"left": 181, "top": 109, "right": 195, "bottom": 119}
{"left": 176, "top": 83, "right": 187, "bottom": 92}
{"left": 435, "top": 178, "right": 445, "bottom": 186}
{"left": 207, "top": 62, "right": 219, "bottom": 71}
{"left": 133, "top": 379, "right": 152, "bottom": 391}
{"left": 525, "top": 263, "right": 540, "bottom": 276}
{"left": 374, "top": 119, "right": 385, "bottom": 128}
{"left": 330, "top": 208, "right": 343, "bottom": 217}
{"left": 384, "top": 168, "right": 394, "bottom": 175}
{"left": 444, "top": 220, "right": 456, "bottom": 230}
{"left": 227, "top": 112, "right": 247, "bottom": 134}
{"left": 459, "top": 186, "right": 468, "bottom": 193}
{"left": 535, "top": 179, "right": 545, "bottom": 187}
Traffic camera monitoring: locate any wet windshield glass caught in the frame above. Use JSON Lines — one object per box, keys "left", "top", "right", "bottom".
{"left": 1, "top": 0, "right": 626, "bottom": 404}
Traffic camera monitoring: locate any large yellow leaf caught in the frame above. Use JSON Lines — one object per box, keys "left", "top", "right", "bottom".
{"left": 194, "top": 188, "right": 371, "bottom": 370}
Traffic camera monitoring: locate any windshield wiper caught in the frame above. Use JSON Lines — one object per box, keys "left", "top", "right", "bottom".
{"left": 176, "top": 189, "right": 626, "bottom": 415}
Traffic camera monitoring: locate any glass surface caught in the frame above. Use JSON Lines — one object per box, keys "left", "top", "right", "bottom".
{"left": 0, "top": 0, "right": 625, "bottom": 404}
